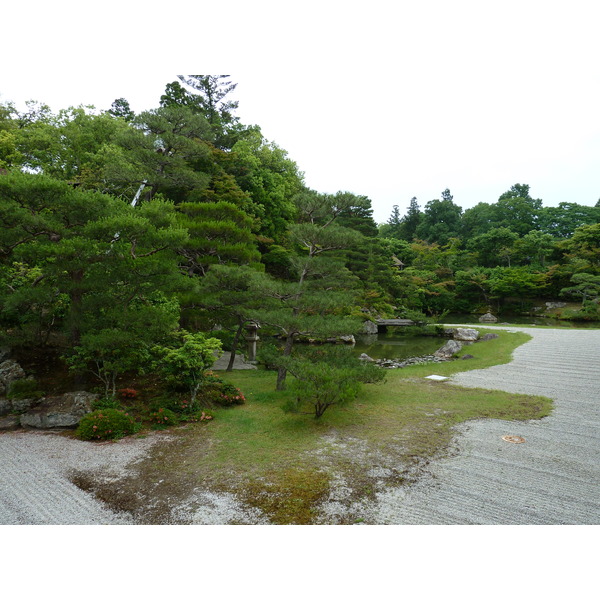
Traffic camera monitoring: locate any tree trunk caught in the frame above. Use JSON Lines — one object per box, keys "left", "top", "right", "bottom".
{"left": 226, "top": 322, "right": 244, "bottom": 372}
{"left": 276, "top": 334, "right": 295, "bottom": 391}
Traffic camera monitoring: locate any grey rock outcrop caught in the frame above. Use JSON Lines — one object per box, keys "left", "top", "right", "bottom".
{"left": 479, "top": 312, "right": 498, "bottom": 323}
{"left": 480, "top": 333, "right": 499, "bottom": 342}
{"left": 546, "top": 302, "right": 566, "bottom": 309}
{"left": 434, "top": 339, "right": 463, "bottom": 359}
{"left": 0, "top": 359, "right": 26, "bottom": 388}
{"left": 20, "top": 391, "right": 97, "bottom": 429}
{"left": 0, "top": 415, "right": 20, "bottom": 431}
{"left": 0, "top": 397, "right": 11, "bottom": 417}
{"left": 454, "top": 328, "right": 480, "bottom": 342}
{"left": 10, "top": 397, "right": 36, "bottom": 413}
{"left": 362, "top": 320, "right": 379, "bottom": 335}
{"left": 359, "top": 353, "right": 375, "bottom": 362}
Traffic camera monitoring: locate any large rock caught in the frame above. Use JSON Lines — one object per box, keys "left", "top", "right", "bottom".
{"left": 434, "top": 339, "right": 463, "bottom": 359}
{"left": 546, "top": 301, "right": 566, "bottom": 309}
{"left": 362, "top": 320, "right": 379, "bottom": 335}
{"left": 20, "top": 391, "right": 97, "bottom": 429}
{"left": 480, "top": 333, "right": 499, "bottom": 342}
{"left": 10, "top": 397, "right": 36, "bottom": 413}
{"left": 0, "top": 415, "right": 20, "bottom": 431}
{"left": 454, "top": 328, "right": 480, "bottom": 342}
{"left": 479, "top": 312, "right": 498, "bottom": 323}
{"left": 0, "top": 359, "right": 26, "bottom": 387}
{"left": 0, "top": 397, "right": 11, "bottom": 417}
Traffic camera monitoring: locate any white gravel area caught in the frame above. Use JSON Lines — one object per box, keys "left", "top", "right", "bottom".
{"left": 0, "top": 430, "right": 174, "bottom": 524}
{"left": 368, "top": 326, "right": 600, "bottom": 524}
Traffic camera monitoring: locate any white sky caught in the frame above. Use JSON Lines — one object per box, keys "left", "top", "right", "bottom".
{"left": 2, "top": 0, "right": 599, "bottom": 225}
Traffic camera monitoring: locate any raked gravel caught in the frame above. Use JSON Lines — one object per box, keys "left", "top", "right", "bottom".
{"left": 1, "top": 326, "right": 598, "bottom": 525}
{"left": 0, "top": 430, "right": 174, "bottom": 525}
{"left": 368, "top": 326, "right": 600, "bottom": 524}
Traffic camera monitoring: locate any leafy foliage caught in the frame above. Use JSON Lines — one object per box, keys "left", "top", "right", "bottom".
{"left": 281, "top": 347, "right": 386, "bottom": 418}
{"left": 156, "top": 332, "right": 222, "bottom": 406}
{"left": 76, "top": 409, "right": 139, "bottom": 441}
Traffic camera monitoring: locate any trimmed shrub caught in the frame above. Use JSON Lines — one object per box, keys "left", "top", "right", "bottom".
{"left": 199, "top": 381, "right": 246, "bottom": 407}
{"left": 148, "top": 407, "right": 180, "bottom": 429}
{"left": 77, "top": 409, "right": 138, "bottom": 441}
{"left": 118, "top": 388, "right": 138, "bottom": 400}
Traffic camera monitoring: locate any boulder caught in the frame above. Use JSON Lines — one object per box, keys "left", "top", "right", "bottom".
{"left": 338, "top": 335, "right": 356, "bottom": 345}
{"left": 454, "top": 328, "right": 480, "bottom": 342}
{"left": 546, "top": 302, "right": 566, "bottom": 309}
{"left": 461, "top": 354, "right": 475, "bottom": 360}
{"left": 358, "top": 353, "right": 375, "bottom": 362}
{"left": 10, "top": 397, "right": 37, "bottom": 413}
{"left": 434, "top": 339, "right": 462, "bottom": 359}
{"left": 480, "top": 333, "right": 499, "bottom": 342}
{"left": 362, "top": 320, "right": 379, "bottom": 335}
{"left": 0, "top": 359, "right": 26, "bottom": 387}
{"left": 0, "top": 415, "right": 20, "bottom": 431}
{"left": 478, "top": 312, "right": 498, "bottom": 323}
{"left": 20, "top": 391, "right": 97, "bottom": 429}
{"left": 0, "top": 397, "right": 11, "bottom": 417}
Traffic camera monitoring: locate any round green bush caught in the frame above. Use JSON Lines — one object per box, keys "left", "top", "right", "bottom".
{"left": 77, "top": 409, "right": 138, "bottom": 441}
{"left": 148, "top": 407, "right": 180, "bottom": 428}
{"left": 198, "top": 381, "right": 246, "bottom": 407}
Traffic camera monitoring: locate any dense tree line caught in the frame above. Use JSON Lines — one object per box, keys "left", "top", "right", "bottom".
{"left": 378, "top": 184, "right": 599, "bottom": 318}
{"left": 1, "top": 76, "right": 599, "bottom": 414}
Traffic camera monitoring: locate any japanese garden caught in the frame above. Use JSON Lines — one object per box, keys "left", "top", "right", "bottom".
{"left": 1, "top": 76, "right": 598, "bottom": 524}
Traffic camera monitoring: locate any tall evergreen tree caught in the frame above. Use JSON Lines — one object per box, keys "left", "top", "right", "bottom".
{"left": 401, "top": 196, "right": 423, "bottom": 241}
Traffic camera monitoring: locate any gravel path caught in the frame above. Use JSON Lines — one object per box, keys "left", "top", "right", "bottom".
{"left": 370, "top": 326, "right": 600, "bottom": 524}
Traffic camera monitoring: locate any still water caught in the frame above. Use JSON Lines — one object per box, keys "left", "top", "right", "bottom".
{"left": 353, "top": 333, "right": 444, "bottom": 361}
{"left": 352, "top": 314, "right": 600, "bottom": 361}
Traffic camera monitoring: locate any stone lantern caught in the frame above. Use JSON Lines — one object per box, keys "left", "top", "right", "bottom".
{"left": 245, "top": 321, "right": 260, "bottom": 362}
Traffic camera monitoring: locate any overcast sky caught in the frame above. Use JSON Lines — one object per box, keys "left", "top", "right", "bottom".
{"left": 3, "top": 1, "right": 599, "bottom": 224}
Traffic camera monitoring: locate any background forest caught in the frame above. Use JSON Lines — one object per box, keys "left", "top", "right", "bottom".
{"left": 1, "top": 75, "right": 599, "bottom": 403}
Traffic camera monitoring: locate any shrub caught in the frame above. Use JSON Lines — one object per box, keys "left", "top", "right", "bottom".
{"left": 92, "top": 396, "right": 123, "bottom": 411}
{"left": 199, "top": 381, "right": 246, "bottom": 407}
{"left": 118, "top": 388, "right": 138, "bottom": 400}
{"left": 77, "top": 409, "right": 138, "bottom": 441}
{"left": 183, "top": 410, "right": 214, "bottom": 423}
{"left": 7, "top": 378, "right": 44, "bottom": 400}
{"left": 149, "top": 395, "right": 196, "bottom": 415}
{"left": 148, "top": 407, "right": 180, "bottom": 429}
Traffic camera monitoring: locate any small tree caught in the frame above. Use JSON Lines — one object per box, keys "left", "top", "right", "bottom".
{"left": 157, "top": 332, "right": 222, "bottom": 408}
{"left": 560, "top": 273, "right": 600, "bottom": 303}
{"left": 281, "top": 347, "right": 385, "bottom": 418}
{"left": 66, "top": 329, "right": 153, "bottom": 399}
